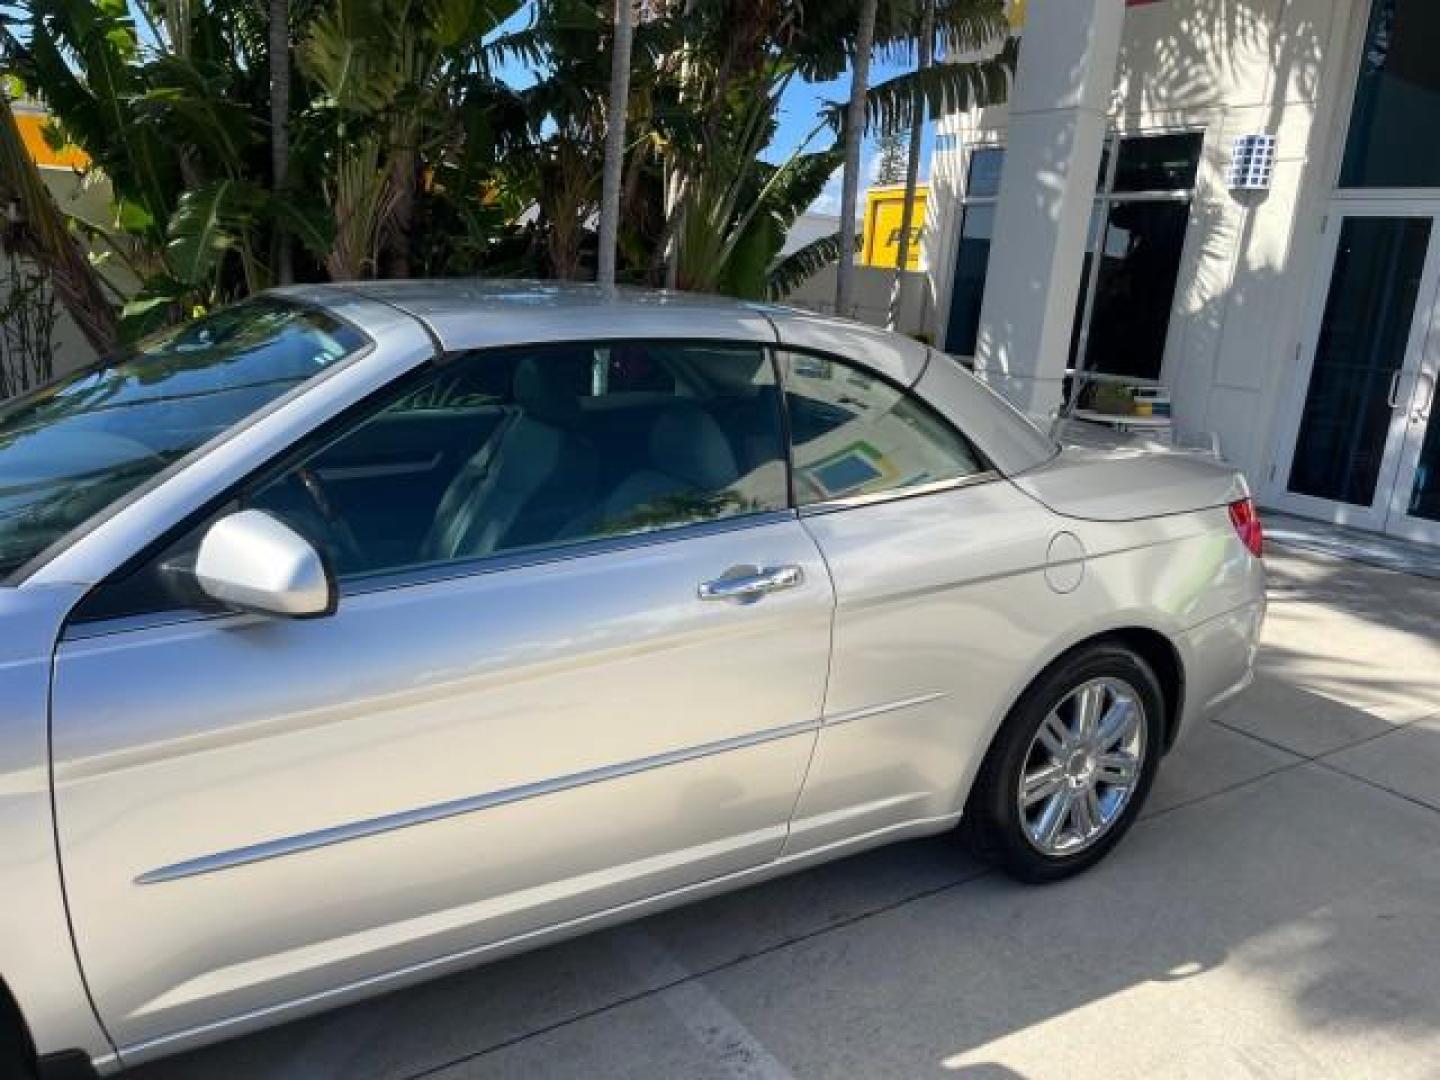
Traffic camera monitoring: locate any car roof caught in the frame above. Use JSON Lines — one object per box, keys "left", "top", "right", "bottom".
{"left": 271, "top": 280, "right": 934, "bottom": 387}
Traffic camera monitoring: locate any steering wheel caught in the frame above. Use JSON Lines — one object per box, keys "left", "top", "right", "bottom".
{"left": 294, "top": 467, "right": 366, "bottom": 570}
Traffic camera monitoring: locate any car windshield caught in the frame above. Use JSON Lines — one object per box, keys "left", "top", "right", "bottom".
{"left": 0, "top": 299, "right": 366, "bottom": 578}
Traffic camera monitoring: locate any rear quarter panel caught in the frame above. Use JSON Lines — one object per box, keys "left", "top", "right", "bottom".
{"left": 786, "top": 480, "right": 1264, "bottom": 853}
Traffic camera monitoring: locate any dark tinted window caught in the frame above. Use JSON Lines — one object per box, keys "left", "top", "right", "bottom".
{"left": 252, "top": 341, "right": 787, "bottom": 579}
{"left": 77, "top": 341, "right": 789, "bottom": 621}
{"left": 943, "top": 205, "right": 995, "bottom": 357}
{"left": 966, "top": 147, "right": 1006, "bottom": 197}
{"left": 0, "top": 300, "right": 364, "bottom": 577}
{"left": 1289, "top": 217, "right": 1431, "bottom": 505}
{"left": 1112, "top": 132, "right": 1203, "bottom": 192}
{"left": 1069, "top": 132, "right": 1201, "bottom": 381}
{"left": 944, "top": 145, "right": 1005, "bottom": 357}
{"left": 779, "top": 352, "right": 985, "bottom": 505}
{"left": 1066, "top": 206, "right": 1105, "bottom": 368}
{"left": 1078, "top": 200, "right": 1192, "bottom": 380}
{"left": 1341, "top": 0, "right": 1440, "bottom": 188}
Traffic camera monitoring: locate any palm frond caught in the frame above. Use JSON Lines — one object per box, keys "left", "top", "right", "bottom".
{"left": 766, "top": 230, "right": 861, "bottom": 301}
{"left": 482, "top": 25, "right": 549, "bottom": 70}
{"left": 6, "top": 0, "right": 177, "bottom": 238}
{"left": 875, "top": 0, "right": 1010, "bottom": 65}
{"left": 134, "top": 55, "right": 262, "bottom": 177}
{"left": 758, "top": 147, "right": 844, "bottom": 230}
{"left": 164, "top": 179, "right": 263, "bottom": 288}
{"left": 829, "top": 38, "right": 1017, "bottom": 137}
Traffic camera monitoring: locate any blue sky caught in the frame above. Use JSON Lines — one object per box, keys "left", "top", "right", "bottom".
{"left": 490, "top": 6, "right": 933, "bottom": 222}
{"left": 772, "top": 59, "right": 934, "bottom": 218}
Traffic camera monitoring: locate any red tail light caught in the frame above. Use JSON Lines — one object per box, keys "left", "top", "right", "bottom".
{"left": 1228, "top": 497, "right": 1263, "bottom": 558}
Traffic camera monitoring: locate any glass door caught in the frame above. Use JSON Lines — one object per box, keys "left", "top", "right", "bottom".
{"left": 1384, "top": 290, "right": 1440, "bottom": 544}
{"left": 1275, "top": 205, "right": 1440, "bottom": 533}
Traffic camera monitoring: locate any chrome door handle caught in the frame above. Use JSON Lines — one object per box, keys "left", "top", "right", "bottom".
{"left": 1415, "top": 372, "right": 1435, "bottom": 418}
{"left": 697, "top": 565, "right": 803, "bottom": 602}
{"left": 1387, "top": 370, "right": 1405, "bottom": 408}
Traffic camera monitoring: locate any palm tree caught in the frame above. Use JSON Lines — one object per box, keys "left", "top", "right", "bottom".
{"left": 835, "top": 0, "right": 878, "bottom": 317}
{"left": 887, "top": 0, "right": 932, "bottom": 328}
{"left": 0, "top": 96, "right": 118, "bottom": 353}
{"left": 596, "top": 0, "right": 635, "bottom": 286}
{"left": 270, "top": 0, "right": 293, "bottom": 284}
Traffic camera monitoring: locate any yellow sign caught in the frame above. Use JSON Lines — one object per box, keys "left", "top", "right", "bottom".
{"left": 13, "top": 108, "right": 90, "bottom": 170}
{"left": 862, "top": 184, "right": 928, "bottom": 271}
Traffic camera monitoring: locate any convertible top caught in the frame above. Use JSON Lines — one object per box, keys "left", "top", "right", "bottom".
{"left": 273, "top": 280, "right": 934, "bottom": 387}
{"left": 274, "top": 280, "right": 1059, "bottom": 479}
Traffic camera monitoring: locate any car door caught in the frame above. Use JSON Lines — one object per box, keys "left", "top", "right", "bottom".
{"left": 49, "top": 340, "right": 833, "bottom": 1058}
{"left": 772, "top": 348, "right": 1063, "bottom": 853}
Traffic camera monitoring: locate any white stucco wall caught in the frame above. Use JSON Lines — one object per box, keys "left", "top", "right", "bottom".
{"left": 0, "top": 257, "right": 92, "bottom": 394}
{"left": 1, "top": 165, "right": 110, "bottom": 397}
{"left": 782, "top": 265, "right": 934, "bottom": 340}
{"left": 928, "top": 0, "right": 1372, "bottom": 493}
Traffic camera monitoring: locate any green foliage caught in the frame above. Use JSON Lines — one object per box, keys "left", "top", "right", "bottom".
{"left": 874, "top": 128, "right": 907, "bottom": 185}
{"left": 1, "top": 0, "right": 1016, "bottom": 343}
{"left": 766, "top": 230, "right": 861, "bottom": 301}
{"left": 860, "top": 36, "right": 1018, "bottom": 137}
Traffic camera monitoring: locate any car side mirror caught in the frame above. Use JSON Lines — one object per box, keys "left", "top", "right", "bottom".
{"left": 194, "top": 510, "right": 336, "bottom": 619}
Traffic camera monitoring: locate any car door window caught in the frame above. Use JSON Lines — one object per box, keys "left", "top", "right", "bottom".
{"left": 254, "top": 341, "right": 789, "bottom": 579}
{"left": 75, "top": 341, "right": 790, "bottom": 622}
{"left": 777, "top": 350, "right": 987, "bottom": 506}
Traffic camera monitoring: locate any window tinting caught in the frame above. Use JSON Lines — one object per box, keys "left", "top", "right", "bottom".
{"left": 78, "top": 342, "right": 790, "bottom": 622}
{"left": 1068, "top": 132, "right": 1201, "bottom": 382}
{"left": 1112, "top": 132, "right": 1203, "bottom": 192}
{"left": 944, "top": 145, "right": 1005, "bottom": 357}
{"left": 1341, "top": 0, "right": 1440, "bottom": 189}
{"left": 1066, "top": 207, "right": 1105, "bottom": 369}
{"left": 966, "top": 147, "right": 1006, "bottom": 197}
{"left": 0, "top": 300, "right": 364, "bottom": 578}
{"left": 943, "top": 204, "right": 996, "bottom": 356}
{"left": 779, "top": 352, "right": 985, "bottom": 505}
{"left": 1078, "top": 200, "right": 1192, "bottom": 380}
{"left": 249, "top": 341, "right": 789, "bottom": 580}
{"left": 1289, "top": 217, "right": 1431, "bottom": 505}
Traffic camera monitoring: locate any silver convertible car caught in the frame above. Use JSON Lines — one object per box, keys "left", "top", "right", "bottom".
{"left": 0, "top": 283, "right": 1264, "bottom": 1077}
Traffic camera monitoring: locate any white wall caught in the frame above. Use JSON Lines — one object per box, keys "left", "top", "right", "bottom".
{"left": 782, "top": 264, "right": 934, "bottom": 340}
{"left": 1, "top": 166, "right": 111, "bottom": 394}
{"left": 0, "top": 256, "right": 93, "bottom": 393}
{"left": 929, "top": 0, "right": 1367, "bottom": 491}
{"left": 781, "top": 211, "right": 843, "bottom": 256}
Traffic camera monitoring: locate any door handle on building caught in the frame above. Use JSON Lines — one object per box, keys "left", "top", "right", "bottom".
{"left": 1386, "top": 370, "right": 1405, "bottom": 408}
{"left": 1414, "top": 372, "right": 1435, "bottom": 419}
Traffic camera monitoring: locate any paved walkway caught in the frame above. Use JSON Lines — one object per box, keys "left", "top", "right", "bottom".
{"left": 129, "top": 546, "right": 1440, "bottom": 1080}
{"left": 1265, "top": 513, "right": 1440, "bottom": 581}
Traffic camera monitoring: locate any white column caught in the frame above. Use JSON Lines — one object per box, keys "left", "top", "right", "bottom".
{"left": 972, "top": 0, "right": 1125, "bottom": 418}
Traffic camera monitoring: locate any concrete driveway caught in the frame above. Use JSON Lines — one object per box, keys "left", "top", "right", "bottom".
{"left": 129, "top": 546, "right": 1440, "bottom": 1080}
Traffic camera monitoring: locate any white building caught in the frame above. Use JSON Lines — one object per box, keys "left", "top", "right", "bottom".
{"left": 925, "top": 0, "right": 1440, "bottom": 547}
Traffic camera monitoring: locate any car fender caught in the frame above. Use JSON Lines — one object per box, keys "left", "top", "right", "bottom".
{"left": 942, "top": 599, "right": 1194, "bottom": 818}
{"left": 0, "top": 584, "right": 116, "bottom": 1071}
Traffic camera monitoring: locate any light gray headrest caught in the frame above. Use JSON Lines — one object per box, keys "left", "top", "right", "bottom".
{"left": 649, "top": 409, "right": 738, "bottom": 490}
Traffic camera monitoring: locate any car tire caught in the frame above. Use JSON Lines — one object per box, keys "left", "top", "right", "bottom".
{"left": 0, "top": 1025, "right": 34, "bottom": 1080}
{"left": 965, "top": 643, "right": 1165, "bottom": 884}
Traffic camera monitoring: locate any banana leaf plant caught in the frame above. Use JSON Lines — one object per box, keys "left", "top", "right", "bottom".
{"left": 1, "top": 0, "right": 311, "bottom": 337}
{"left": 0, "top": 91, "right": 117, "bottom": 352}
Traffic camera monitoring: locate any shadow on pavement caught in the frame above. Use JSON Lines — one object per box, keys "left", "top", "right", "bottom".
{"left": 124, "top": 555, "right": 1440, "bottom": 1080}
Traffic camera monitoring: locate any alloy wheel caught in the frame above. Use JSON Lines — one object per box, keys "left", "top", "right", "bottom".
{"left": 1016, "top": 677, "right": 1147, "bottom": 857}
